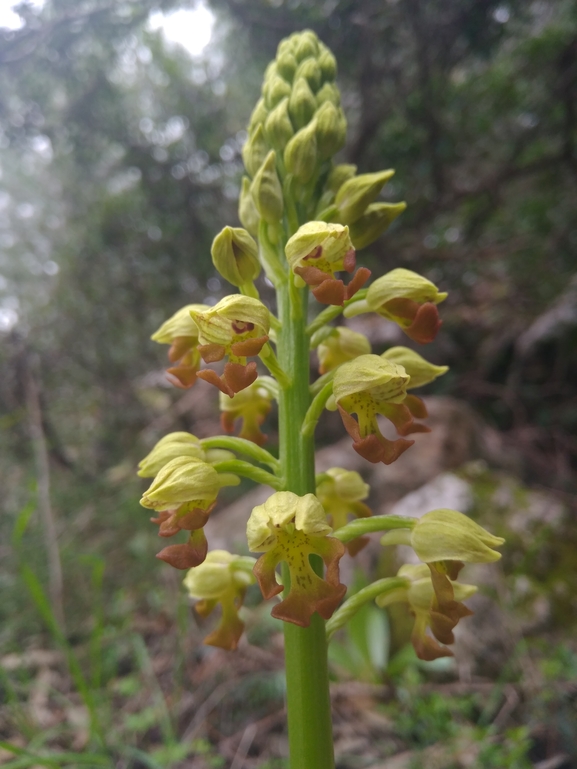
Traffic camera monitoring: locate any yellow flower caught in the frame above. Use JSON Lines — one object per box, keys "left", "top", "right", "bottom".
{"left": 332, "top": 354, "right": 416, "bottom": 465}
{"left": 150, "top": 304, "right": 209, "bottom": 388}
{"left": 219, "top": 377, "right": 274, "bottom": 446}
{"left": 247, "top": 491, "right": 346, "bottom": 627}
{"left": 365, "top": 268, "right": 447, "bottom": 344}
{"left": 191, "top": 295, "right": 270, "bottom": 396}
{"left": 376, "top": 563, "right": 477, "bottom": 661}
{"left": 183, "top": 550, "right": 256, "bottom": 650}
{"left": 285, "top": 221, "right": 370, "bottom": 306}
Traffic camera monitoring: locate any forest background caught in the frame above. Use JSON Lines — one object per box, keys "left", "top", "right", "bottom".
{"left": 1, "top": 1, "right": 577, "bottom": 767}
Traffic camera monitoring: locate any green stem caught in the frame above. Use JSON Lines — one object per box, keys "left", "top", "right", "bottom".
{"left": 277, "top": 278, "right": 335, "bottom": 769}
{"left": 301, "top": 381, "right": 334, "bottom": 439}
{"left": 333, "top": 514, "right": 416, "bottom": 543}
{"left": 200, "top": 436, "right": 280, "bottom": 472}
{"left": 326, "top": 577, "right": 408, "bottom": 639}
{"left": 212, "top": 460, "right": 283, "bottom": 489}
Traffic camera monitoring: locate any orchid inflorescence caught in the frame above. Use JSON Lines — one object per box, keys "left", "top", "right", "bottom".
{"left": 138, "top": 29, "right": 504, "bottom": 662}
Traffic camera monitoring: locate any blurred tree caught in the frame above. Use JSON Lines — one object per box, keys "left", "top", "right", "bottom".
{"left": 0, "top": 0, "right": 575, "bottom": 502}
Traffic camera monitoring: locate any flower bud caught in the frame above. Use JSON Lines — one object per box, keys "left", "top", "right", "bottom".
{"left": 211, "top": 226, "right": 260, "bottom": 287}
{"left": 366, "top": 268, "right": 447, "bottom": 344}
{"left": 317, "top": 46, "right": 337, "bottom": 81}
{"left": 264, "top": 74, "right": 292, "bottom": 109}
{"left": 317, "top": 326, "right": 371, "bottom": 374}
{"left": 294, "top": 57, "right": 322, "bottom": 92}
{"left": 276, "top": 50, "right": 298, "bottom": 81}
{"left": 238, "top": 176, "right": 260, "bottom": 237}
{"left": 380, "top": 509, "right": 504, "bottom": 564}
{"left": 327, "top": 164, "right": 357, "bottom": 193}
{"left": 138, "top": 432, "right": 205, "bottom": 478}
{"left": 264, "top": 97, "right": 294, "bottom": 151}
{"left": 315, "top": 101, "right": 346, "bottom": 160}
{"left": 334, "top": 169, "right": 395, "bottom": 225}
{"left": 251, "top": 150, "right": 284, "bottom": 223}
{"left": 247, "top": 97, "right": 268, "bottom": 135}
{"left": 316, "top": 81, "right": 340, "bottom": 107}
{"left": 284, "top": 120, "right": 318, "bottom": 183}
{"left": 242, "top": 124, "right": 269, "bottom": 178}
{"left": 348, "top": 202, "right": 407, "bottom": 250}
{"left": 289, "top": 77, "right": 317, "bottom": 129}
{"left": 381, "top": 347, "right": 448, "bottom": 389}
{"left": 293, "top": 30, "right": 318, "bottom": 62}
{"left": 248, "top": 491, "right": 346, "bottom": 627}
